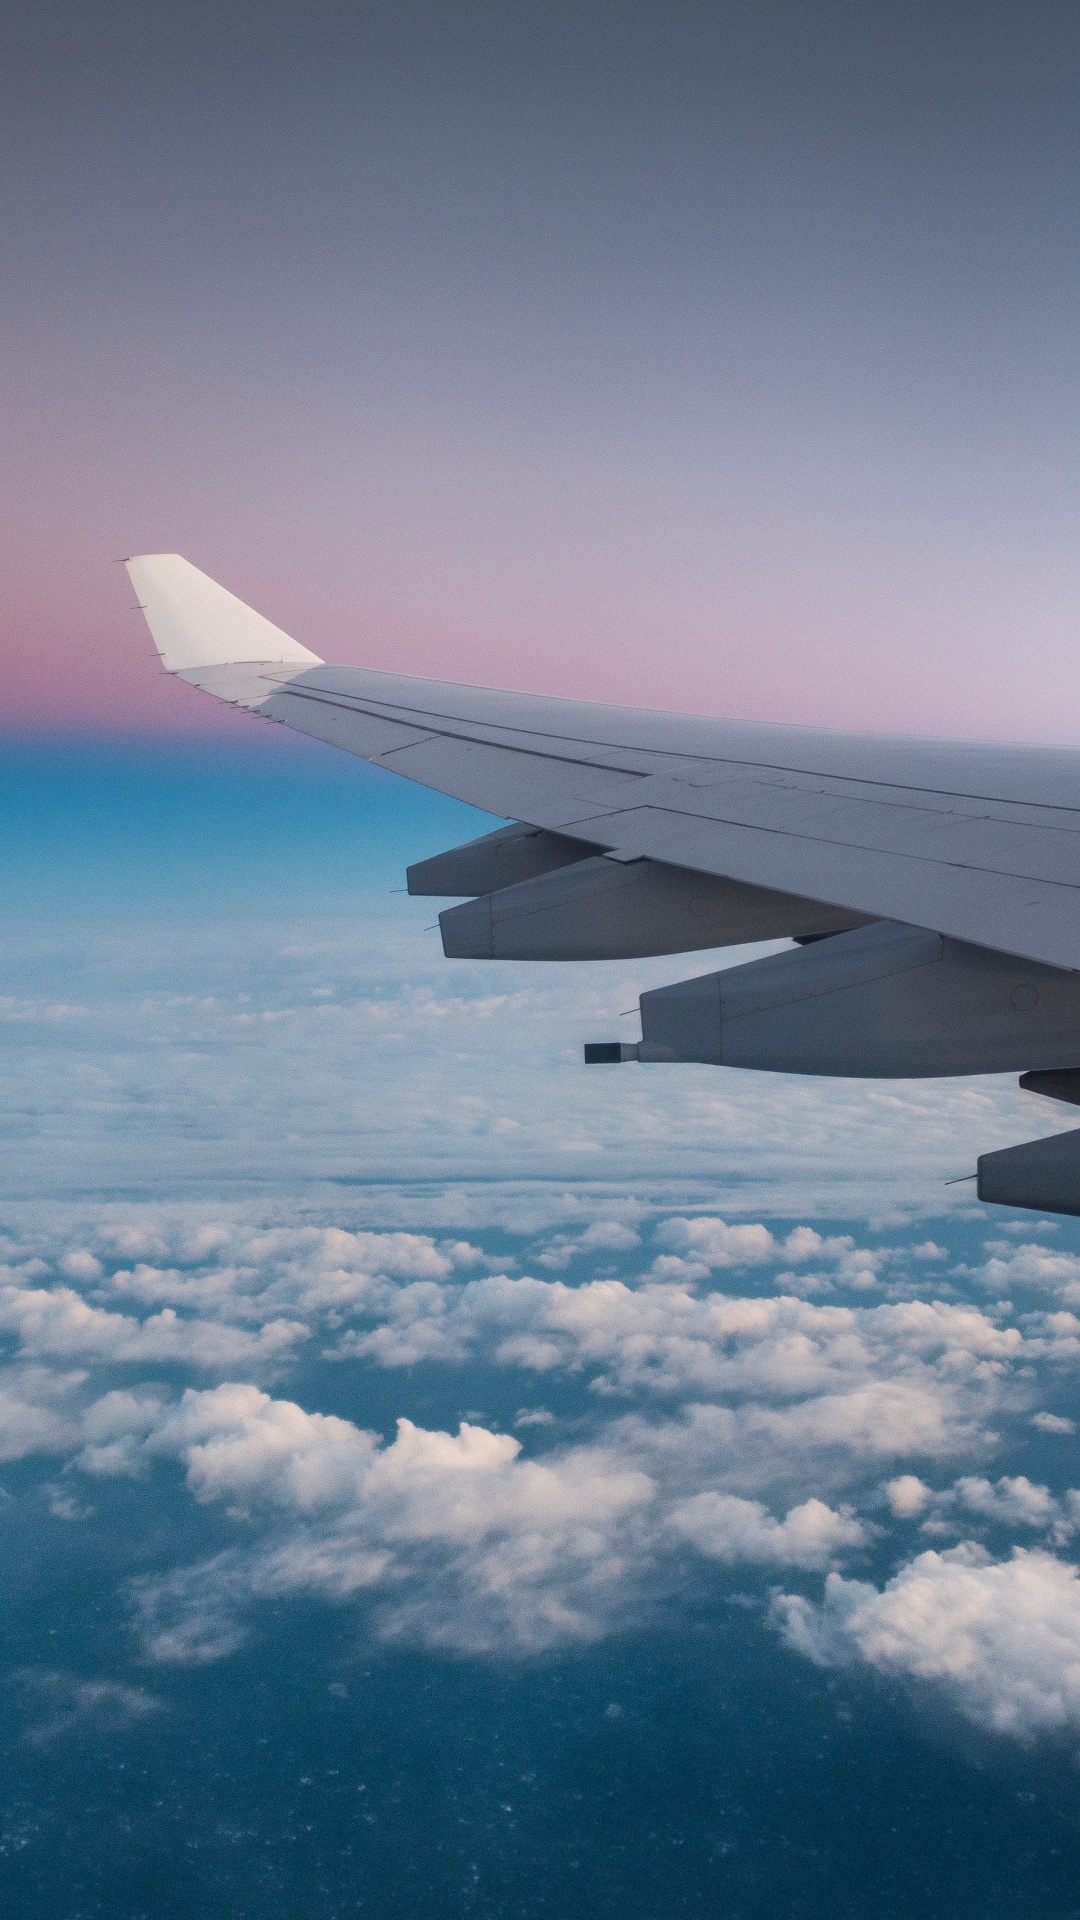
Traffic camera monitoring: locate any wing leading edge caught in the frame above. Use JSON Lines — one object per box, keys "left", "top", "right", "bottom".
{"left": 127, "top": 553, "right": 1080, "bottom": 975}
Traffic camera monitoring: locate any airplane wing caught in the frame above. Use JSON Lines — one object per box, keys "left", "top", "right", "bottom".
{"left": 126, "top": 554, "right": 1080, "bottom": 973}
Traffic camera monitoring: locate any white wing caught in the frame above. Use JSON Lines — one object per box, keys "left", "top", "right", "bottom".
{"left": 126, "top": 554, "right": 1080, "bottom": 972}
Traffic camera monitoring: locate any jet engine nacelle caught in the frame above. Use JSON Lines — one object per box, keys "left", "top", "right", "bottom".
{"left": 638, "top": 920, "right": 1080, "bottom": 1078}
{"left": 977, "top": 1128, "right": 1080, "bottom": 1216}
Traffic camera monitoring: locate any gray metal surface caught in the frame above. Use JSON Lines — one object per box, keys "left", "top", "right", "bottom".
{"left": 132, "top": 557, "right": 1080, "bottom": 975}
{"left": 638, "top": 921, "right": 1080, "bottom": 1077}
{"left": 438, "top": 856, "right": 868, "bottom": 960}
{"left": 1018, "top": 1069, "right": 1080, "bottom": 1108}
{"left": 223, "top": 662, "right": 1080, "bottom": 972}
{"left": 977, "top": 1129, "right": 1080, "bottom": 1215}
{"left": 406, "top": 824, "right": 598, "bottom": 897}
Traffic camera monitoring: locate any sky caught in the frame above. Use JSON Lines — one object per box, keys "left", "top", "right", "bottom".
{"left": 6, "top": 4, "right": 1080, "bottom": 1917}
{"left": 5, "top": 0, "right": 1080, "bottom": 739}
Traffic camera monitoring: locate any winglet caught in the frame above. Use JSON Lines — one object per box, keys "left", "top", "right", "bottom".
{"left": 124, "top": 554, "right": 323, "bottom": 672}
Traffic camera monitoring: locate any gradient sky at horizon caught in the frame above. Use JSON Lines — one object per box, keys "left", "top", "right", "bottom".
{"left": 5, "top": 0, "right": 1080, "bottom": 739}
{"left": 10, "top": 10, "right": 1080, "bottom": 1916}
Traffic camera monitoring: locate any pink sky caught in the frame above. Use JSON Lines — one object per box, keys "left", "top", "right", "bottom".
{"left": 5, "top": 2, "right": 1080, "bottom": 746}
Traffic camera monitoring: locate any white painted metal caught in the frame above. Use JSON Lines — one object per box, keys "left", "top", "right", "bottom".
{"left": 124, "top": 555, "right": 321, "bottom": 671}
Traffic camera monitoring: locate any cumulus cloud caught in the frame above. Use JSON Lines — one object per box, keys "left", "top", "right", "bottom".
{"left": 333, "top": 1275, "right": 1035, "bottom": 1458}
{"left": 0, "top": 1366, "right": 85, "bottom": 1462}
{"left": 99, "top": 1356, "right": 1009, "bottom": 1666}
{"left": 772, "top": 1546, "right": 1080, "bottom": 1738}
{"left": 0, "top": 1281, "right": 306, "bottom": 1372}
{"left": 884, "top": 1474, "right": 933, "bottom": 1518}
{"left": 952, "top": 1475, "right": 1061, "bottom": 1530}
{"left": 154, "top": 1384, "right": 380, "bottom": 1514}
{"left": 1033, "top": 1412, "right": 1077, "bottom": 1435}
{"left": 908, "top": 1474, "right": 1080, "bottom": 1548}
{"left": 964, "top": 1241, "right": 1080, "bottom": 1307}
{"left": 127, "top": 1388, "right": 657, "bottom": 1658}
{"left": 537, "top": 1219, "right": 642, "bottom": 1270}
{"left": 649, "top": 1220, "right": 891, "bottom": 1293}
{"left": 5, "top": 1200, "right": 1080, "bottom": 1735}
{"left": 59, "top": 1249, "right": 103, "bottom": 1283}
{"left": 650, "top": 1217, "right": 777, "bottom": 1278}
{"left": 669, "top": 1492, "right": 865, "bottom": 1569}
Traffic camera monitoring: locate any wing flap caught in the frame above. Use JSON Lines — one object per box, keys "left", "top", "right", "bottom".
{"left": 557, "top": 803, "right": 1075, "bottom": 970}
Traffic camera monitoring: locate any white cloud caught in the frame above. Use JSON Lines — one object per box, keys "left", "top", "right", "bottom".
{"left": 670, "top": 1492, "right": 865, "bottom": 1569}
{"left": 133, "top": 1556, "right": 252, "bottom": 1666}
{"left": 127, "top": 1388, "right": 657, "bottom": 1659}
{"left": 0, "top": 1366, "right": 84, "bottom": 1462}
{"left": 1033, "top": 1412, "right": 1076, "bottom": 1435}
{"left": 330, "top": 1275, "right": 1034, "bottom": 1469}
{"left": 0, "top": 1282, "right": 307, "bottom": 1372}
{"left": 772, "top": 1546, "right": 1080, "bottom": 1738}
{"left": 107, "top": 1363, "right": 995, "bottom": 1664}
{"left": 153, "top": 1383, "right": 380, "bottom": 1514}
{"left": 652, "top": 1217, "right": 777, "bottom": 1269}
{"left": 5, "top": 1197, "right": 1080, "bottom": 1730}
{"left": 884, "top": 1474, "right": 932, "bottom": 1518}
{"left": 952, "top": 1475, "right": 1060, "bottom": 1530}
{"left": 537, "top": 1219, "right": 642, "bottom": 1270}
{"left": 965, "top": 1241, "right": 1080, "bottom": 1307}
{"left": 59, "top": 1249, "right": 103, "bottom": 1283}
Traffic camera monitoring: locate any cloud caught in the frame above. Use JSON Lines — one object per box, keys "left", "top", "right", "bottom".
{"left": 0, "top": 1281, "right": 307, "bottom": 1372}
{"left": 132, "top": 1557, "right": 252, "bottom": 1666}
{"left": 5, "top": 1200, "right": 1080, "bottom": 1734}
{"left": 59, "top": 1249, "right": 103, "bottom": 1282}
{"left": 912, "top": 1474, "right": 1080, "bottom": 1548}
{"left": 964, "top": 1241, "right": 1080, "bottom": 1307}
{"left": 153, "top": 1383, "right": 380, "bottom": 1514}
{"left": 952, "top": 1475, "right": 1061, "bottom": 1530}
{"left": 650, "top": 1220, "right": 891, "bottom": 1292}
{"left": 772, "top": 1546, "right": 1080, "bottom": 1738}
{"left": 109, "top": 1361, "right": 994, "bottom": 1664}
{"left": 0, "top": 1366, "right": 85, "bottom": 1462}
{"left": 669, "top": 1492, "right": 865, "bottom": 1569}
{"left": 536, "top": 1219, "right": 643, "bottom": 1270}
{"left": 1033, "top": 1412, "right": 1076, "bottom": 1435}
{"left": 883, "top": 1474, "right": 932, "bottom": 1518}
{"left": 14, "top": 1671, "right": 164, "bottom": 1747}
{"left": 128, "top": 1389, "right": 657, "bottom": 1658}
{"left": 651, "top": 1217, "right": 777, "bottom": 1273}
{"left": 330, "top": 1274, "right": 1034, "bottom": 1464}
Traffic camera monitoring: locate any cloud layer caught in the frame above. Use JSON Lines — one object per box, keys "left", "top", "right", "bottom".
{"left": 2, "top": 1196, "right": 1080, "bottom": 1740}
